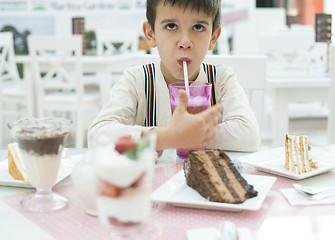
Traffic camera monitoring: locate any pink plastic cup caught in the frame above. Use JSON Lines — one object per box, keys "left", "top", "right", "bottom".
{"left": 168, "top": 82, "right": 212, "bottom": 160}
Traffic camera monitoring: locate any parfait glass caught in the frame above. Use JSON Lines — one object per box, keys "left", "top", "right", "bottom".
{"left": 8, "top": 117, "right": 71, "bottom": 212}
{"left": 93, "top": 132, "right": 156, "bottom": 239}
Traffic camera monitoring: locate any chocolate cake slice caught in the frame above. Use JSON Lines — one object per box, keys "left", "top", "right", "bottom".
{"left": 185, "top": 149, "right": 258, "bottom": 203}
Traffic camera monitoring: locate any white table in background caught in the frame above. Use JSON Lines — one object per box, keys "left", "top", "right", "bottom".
{"left": 267, "top": 75, "right": 330, "bottom": 146}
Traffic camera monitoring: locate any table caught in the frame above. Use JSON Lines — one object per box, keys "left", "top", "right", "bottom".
{"left": 15, "top": 54, "right": 136, "bottom": 107}
{"left": 267, "top": 76, "right": 330, "bottom": 146}
{"left": 1, "top": 146, "right": 335, "bottom": 239}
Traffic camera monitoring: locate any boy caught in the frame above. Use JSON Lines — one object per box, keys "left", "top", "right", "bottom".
{"left": 88, "top": 0, "right": 260, "bottom": 153}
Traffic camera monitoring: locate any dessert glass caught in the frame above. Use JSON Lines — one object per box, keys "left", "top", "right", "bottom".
{"left": 8, "top": 117, "right": 71, "bottom": 212}
{"left": 168, "top": 82, "right": 212, "bottom": 160}
{"left": 93, "top": 132, "right": 156, "bottom": 239}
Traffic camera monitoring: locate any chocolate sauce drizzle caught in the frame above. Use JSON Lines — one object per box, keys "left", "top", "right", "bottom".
{"left": 15, "top": 127, "right": 68, "bottom": 155}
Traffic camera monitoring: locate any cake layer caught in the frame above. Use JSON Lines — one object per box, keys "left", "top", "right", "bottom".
{"left": 285, "top": 134, "right": 317, "bottom": 174}
{"left": 8, "top": 142, "right": 28, "bottom": 182}
{"left": 184, "top": 149, "right": 257, "bottom": 203}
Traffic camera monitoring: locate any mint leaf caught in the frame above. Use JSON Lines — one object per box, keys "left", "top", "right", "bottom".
{"left": 137, "top": 140, "right": 149, "bottom": 153}
{"left": 125, "top": 149, "right": 137, "bottom": 160}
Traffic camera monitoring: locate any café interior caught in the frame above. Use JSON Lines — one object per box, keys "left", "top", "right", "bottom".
{"left": 0, "top": 0, "right": 335, "bottom": 239}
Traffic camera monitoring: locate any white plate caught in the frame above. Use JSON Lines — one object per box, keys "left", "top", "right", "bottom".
{"left": 151, "top": 170, "right": 276, "bottom": 212}
{"left": 237, "top": 147, "right": 335, "bottom": 180}
{"left": 0, "top": 150, "right": 83, "bottom": 188}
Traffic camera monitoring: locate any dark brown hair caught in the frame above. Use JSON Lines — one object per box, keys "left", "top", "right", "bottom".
{"left": 146, "top": 0, "right": 221, "bottom": 33}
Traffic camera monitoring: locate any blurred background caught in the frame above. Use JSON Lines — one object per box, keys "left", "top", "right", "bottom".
{"left": 0, "top": 0, "right": 334, "bottom": 148}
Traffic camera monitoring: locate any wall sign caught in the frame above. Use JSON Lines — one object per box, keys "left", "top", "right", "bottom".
{"left": 0, "top": 0, "right": 146, "bottom": 12}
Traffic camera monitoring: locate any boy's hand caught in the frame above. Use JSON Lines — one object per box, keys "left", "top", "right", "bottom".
{"left": 155, "top": 90, "right": 222, "bottom": 150}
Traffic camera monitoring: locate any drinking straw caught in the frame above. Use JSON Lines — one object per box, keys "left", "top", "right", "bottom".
{"left": 183, "top": 61, "right": 190, "bottom": 96}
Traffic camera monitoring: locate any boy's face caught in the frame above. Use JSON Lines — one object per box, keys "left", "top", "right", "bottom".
{"left": 143, "top": 2, "right": 221, "bottom": 84}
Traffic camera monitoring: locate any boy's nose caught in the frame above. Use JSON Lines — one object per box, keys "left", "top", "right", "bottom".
{"left": 177, "top": 34, "right": 193, "bottom": 49}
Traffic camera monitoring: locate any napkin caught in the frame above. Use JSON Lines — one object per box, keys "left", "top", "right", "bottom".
{"left": 186, "top": 227, "right": 253, "bottom": 240}
{"left": 280, "top": 188, "right": 335, "bottom": 206}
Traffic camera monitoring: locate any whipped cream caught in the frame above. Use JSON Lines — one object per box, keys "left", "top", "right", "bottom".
{"left": 95, "top": 147, "right": 153, "bottom": 188}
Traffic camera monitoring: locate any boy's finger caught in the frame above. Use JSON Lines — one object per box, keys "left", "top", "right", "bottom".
{"left": 203, "top": 125, "right": 220, "bottom": 145}
{"left": 176, "top": 89, "right": 189, "bottom": 111}
{"left": 202, "top": 103, "right": 222, "bottom": 119}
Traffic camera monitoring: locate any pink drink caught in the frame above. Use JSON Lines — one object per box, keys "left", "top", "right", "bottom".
{"left": 169, "top": 82, "right": 212, "bottom": 160}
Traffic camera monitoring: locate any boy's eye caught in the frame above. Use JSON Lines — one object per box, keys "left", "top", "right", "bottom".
{"left": 193, "top": 24, "right": 205, "bottom": 32}
{"left": 166, "top": 23, "right": 177, "bottom": 30}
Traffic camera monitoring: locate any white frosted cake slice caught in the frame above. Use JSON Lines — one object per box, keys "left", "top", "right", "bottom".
{"left": 285, "top": 134, "right": 317, "bottom": 174}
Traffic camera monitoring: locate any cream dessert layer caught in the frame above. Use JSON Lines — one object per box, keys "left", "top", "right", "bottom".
{"left": 97, "top": 192, "right": 151, "bottom": 223}
{"left": 20, "top": 150, "right": 62, "bottom": 189}
{"left": 95, "top": 148, "right": 152, "bottom": 188}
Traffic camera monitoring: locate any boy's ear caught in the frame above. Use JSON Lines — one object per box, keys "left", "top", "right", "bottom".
{"left": 208, "top": 26, "right": 221, "bottom": 50}
{"left": 143, "top": 21, "right": 157, "bottom": 48}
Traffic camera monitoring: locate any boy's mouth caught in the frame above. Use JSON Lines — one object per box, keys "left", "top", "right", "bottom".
{"left": 178, "top": 58, "right": 191, "bottom": 68}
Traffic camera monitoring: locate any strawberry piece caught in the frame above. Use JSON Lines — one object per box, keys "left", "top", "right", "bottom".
{"left": 108, "top": 217, "right": 139, "bottom": 227}
{"left": 115, "top": 135, "right": 137, "bottom": 154}
{"left": 98, "top": 178, "right": 121, "bottom": 197}
{"left": 117, "top": 135, "right": 132, "bottom": 141}
{"left": 131, "top": 172, "right": 146, "bottom": 187}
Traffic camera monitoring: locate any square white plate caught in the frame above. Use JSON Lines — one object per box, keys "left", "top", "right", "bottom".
{"left": 151, "top": 170, "right": 276, "bottom": 212}
{"left": 237, "top": 147, "right": 335, "bottom": 180}
{"left": 0, "top": 160, "right": 75, "bottom": 188}
{"left": 0, "top": 148, "right": 84, "bottom": 188}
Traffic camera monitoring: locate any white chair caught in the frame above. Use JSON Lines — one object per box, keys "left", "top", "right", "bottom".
{"left": 259, "top": 26, "right": 321, "bottom": 78}
{"left": 0, "top": 32, "right": 34, "bottom": 146}
{"left": 216, "top": 27, "right": 230, "bottom": 55}
{"left": 328, "top": 44, "right": 335, "bottom": 144}
{"left": 259, "top": 29, "right": 329, "bottom": 146}
{"left": 204, "top": 55, "right": 267, "bottom": 135}
{"left": 28, "top": 35, "right": 100, "bottom": 148}
{"left": 96, "top": 29, "right": 141, "bottom": 56}
{"left": 132, "top": 54, "right": 160, "bottom": 66}
{"left": 96, "top": 29, "right": 145, "bottom": 86}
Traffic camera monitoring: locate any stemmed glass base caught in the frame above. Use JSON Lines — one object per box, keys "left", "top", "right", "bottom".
{"left": 20, "top": 189, "right": 68, "bottom": 212}
{"left": 100, "top": 216, "right": 145, "bottom": 240}
{"left": 108, "top": 224, "right": 144, "bottom": 240}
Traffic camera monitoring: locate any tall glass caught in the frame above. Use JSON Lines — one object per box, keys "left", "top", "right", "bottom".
{"left": 94, "top": 132, "right": 156, "bottom": 239}
{"left": 169, "top": 82, "right": 212, "bottom": 160}
{"left": 8, "top": 117, "right": 71, "bottom": 212}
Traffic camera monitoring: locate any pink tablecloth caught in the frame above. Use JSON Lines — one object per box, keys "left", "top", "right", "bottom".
{"left": 2, "top": 163, "right": 293, "bottom": 240}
